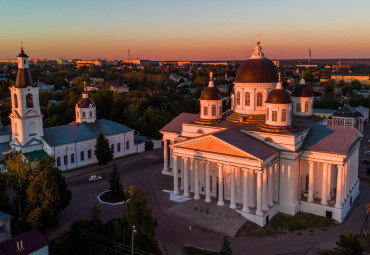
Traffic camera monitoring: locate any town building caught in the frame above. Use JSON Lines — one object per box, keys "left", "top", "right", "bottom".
{"left": 0, "top": 229, "right": 48, "bottom": 255}
{"left": 331, "top": 73, "right": 370, "bottom": 84}
{"left": 7, "top": 46, "right": 144, "bottom": 170}
{"left": 0, "top": 211, "right": 12, "bottom": 243}
{"left": 160, "top": 38, "right": 361, "bottom": 226}
{"left": 327, "top": 105, "right": 368, "bottom": 132}
{"left": 76, "top": 59, "right": 104, "bottom": 67}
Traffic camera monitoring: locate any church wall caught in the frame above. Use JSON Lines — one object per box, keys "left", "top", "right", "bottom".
{"left": 181, "top": 124, "right": 224, "bottom": 138}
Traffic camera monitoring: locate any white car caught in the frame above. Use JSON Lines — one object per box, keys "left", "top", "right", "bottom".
{"left": 89, "top": 175, "right": 102, "bottom": 182}
{"left": 365, "top": 151, "right": 370, "bottom": 155}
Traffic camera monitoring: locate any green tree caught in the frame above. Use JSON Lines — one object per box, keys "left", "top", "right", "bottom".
{"left": 336, "top": 231, "right": 363, "bottom": 255}
{"left": 324, "top": 79, "right": 334, "bottom": 93}
{"left": 219, "top": 236, "right": 233, "bottom": 255}
{"left": 26, "top": 156, "right": 72, "bottom": 229}
{"left": 109, "top": 163, "right": 123, "bottom": 197}
{"left": 94, "top": 133, "right": 113, "bottom": 168}
{"left": 122, "top": 186, "right": 157, "bottom": 237}
{"left": 0, "top": 172, "right": 11, "bottom": 214}
{"left": 91, "top": 204, "right": 101, "bottom": 221}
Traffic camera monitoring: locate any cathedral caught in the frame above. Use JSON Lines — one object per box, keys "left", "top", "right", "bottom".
{"left": 160, "top": 38, "right": 361, "bottom": 226}
{"left": 3, "top": 46, "right": 141, "bottom": 170}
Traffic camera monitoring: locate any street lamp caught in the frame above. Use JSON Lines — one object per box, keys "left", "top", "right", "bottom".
{"left": 131, "top": 225, "right": 137, "bottom": 255}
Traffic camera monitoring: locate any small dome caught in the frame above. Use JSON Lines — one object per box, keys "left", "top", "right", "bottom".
{"left": 200, "top": 87, "right": 222, "bottom": 100}
{"left": 77, "top": 98, "right": 95, "bottom": 108}
{"left": 291, "top": 84, "right": 313, "bottom": 97}
{"left": 266, "top": 89, "right": 291, "bottom": 104}
{"left": 235, "top": 58, "right": 278, "bottom": 83}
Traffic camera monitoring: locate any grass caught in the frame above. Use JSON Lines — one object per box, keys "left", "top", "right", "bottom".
{"left": 184, "top": 246, "right": 218, "bottom": 255}
{"left": 359, "top": 176, "right": 370, "bottom": 186}
{"left": 236, "top": 212, "right": 337, "bottom": 238}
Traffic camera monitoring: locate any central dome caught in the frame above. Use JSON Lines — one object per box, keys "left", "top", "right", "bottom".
{"left": 235, "top": 58, "right": 279, "bottom": 83}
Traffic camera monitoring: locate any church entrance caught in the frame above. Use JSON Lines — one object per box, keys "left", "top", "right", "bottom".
{"left": 216, "top": 177, "right": 225, "bottom": 199}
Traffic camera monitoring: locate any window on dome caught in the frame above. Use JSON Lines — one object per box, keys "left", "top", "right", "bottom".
{"left": 71, "top": 153, "right": 75, "bottom": 163}
{"left": 296, "top": 103, "right": 301, "bottom": 112}
{"left": 26, "top": 94, "right": 33, "bottom": 108}
{"left": 204, "top": 106, "right": 208, "bottom": 116}
{"left": 282, "top": 109, "right": 287, "bottom": 122}
{"left": 305, "top": 102, "right": 309, "bottom": 113}
{"left": 82, "top": 112, "right": 86, "bottom": 118}
{"left": 257, "top": 93, "right": 263, "bottom": 107}
{"left": 266, "top": 108, "right": 269, "bottom": 120}
{"left": 272, "top": 111, "right": 277, "bottom": 121}
{"left": 212, "top": 105, "right": 216, "bottom": 116}
{"left": 57, "top": 157, "right": 61, "bottom": 167}
{"left": 265, "top": 137, "right": 273, "bottom": 142}
{"left": 237, "top": 92, "right": 241, "bottom": 105}
{"left": 245, "top": 92, "right": 250, "bottom": 106}
{"left": 14, "top": 94, "right": 18, "bottom": 108}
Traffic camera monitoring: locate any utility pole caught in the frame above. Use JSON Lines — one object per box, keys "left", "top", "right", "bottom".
{"left": 131, "top": 225, "right": 136, "bottom": 255}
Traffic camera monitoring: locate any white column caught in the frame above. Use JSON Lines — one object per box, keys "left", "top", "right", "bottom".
{"left": 163, "top": 140, "right": 169, "bottom": 172}
{"left": 268, "top": 165, "right": 273, "bottom": 206}
{"left": 256, "top": 170, "right": 263, "bottom": 216}
{"left": 180, "top": 157, "right": 184, "bottom": 189}
{"left": 321, "top": 163, "right": 328, "bottom": 206}
{"left": 217, "top": 163, "right": 224, "bottom": 206}
{"left": 242, "top": 169, "right": 250, "bottom": 213}
{"left": 173, "top": 156, "right": 179, "bottom": 194}
{"left": 248, "top": 170, "right": 255, "bottom": 207}
{"left": 344, "top": 163, "right": 348, "bottom": 199}
{"left": 262, "top": 169, "right": 268, "bottom": 211}
{"left": 308, "top": 161, "right": 314, "bottom": 203}
{"left": 205, "top": 161, "right": 211, "bottom": 203}
{"left": 230, "top": 166, "right": 236, "bottom": 209}
{"left": 183, "top": 158, "right": 189, "bottom": 197}
{"left": 327, "top": 164, "right": 332, "bottom": 200}
{"left": 335, "top": 165, "right": 343, "bottom": 208}
{"left": 169, "top": 141, "right": 174, "bottom": 171}
{"left": 194, "top": 159, "right": 200, "bottom": 199}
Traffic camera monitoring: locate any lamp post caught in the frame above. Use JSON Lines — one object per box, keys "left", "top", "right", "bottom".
{"left": 131, "top": 225, "right": 136, "bottom": 255}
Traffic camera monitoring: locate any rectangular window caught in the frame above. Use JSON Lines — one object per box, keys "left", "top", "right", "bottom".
{"left": 117, "top": 143, "right": 121, "bottom": 152}
{"left": 111, "top": 144, "right": 114, "bottom": 153}
{"left": 80, "top": 151, "right": 84, "bottom": 161}
{"left": 0, "top": 225, "right": 5, "bottom": 233}
{"left": 57, "top": 157, "right": 61, "bottom": 167}
{"left": 64, "top": 155, "right": 68, "bottom": 165}
{"left": 71, "top": 154, "right": 75, "bottom": 164}
{"left": 272, "top": 111, "right": 277, "bottom": 121}
{"left": 88, "top": 150, "right": 92, "bottom": 159}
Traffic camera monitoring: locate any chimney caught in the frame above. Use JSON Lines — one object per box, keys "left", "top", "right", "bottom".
{"left": 308, "top": 49, "right": 311, "bottom": 64}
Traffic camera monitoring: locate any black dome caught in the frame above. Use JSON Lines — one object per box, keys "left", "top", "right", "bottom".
{"left": 266, "top": 89, "right": 291, "bottom": 104}
{"left": 291, "top": 84, "right": 313, "bottom": 97}
{"left": 235, "top": 58, "right": 278, "bottom": 83}
{"left": 77, "top": 98, "right": 95, "bottom": 108}
{"left": 200, "top": 87, "right": 222, "bottom": 100}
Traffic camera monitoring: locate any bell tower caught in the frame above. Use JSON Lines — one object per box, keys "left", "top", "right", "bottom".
{"left": 9, "top": 43, "right": 44, "bottom": 153}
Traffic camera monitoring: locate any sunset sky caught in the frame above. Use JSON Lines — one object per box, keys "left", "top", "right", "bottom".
{"left": 1, "top": 0, "right": 370, "bottom": 60}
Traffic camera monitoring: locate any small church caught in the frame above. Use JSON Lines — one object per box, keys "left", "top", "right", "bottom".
{"left": 1, "top": 46, "right": 142, "bottom": 170}
{"left": 160, "top": 36, "right": 362, "bottom": 226}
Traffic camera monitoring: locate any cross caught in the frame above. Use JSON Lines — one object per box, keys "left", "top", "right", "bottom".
{"left": 256, "top": 33, "right": 262, "bottom": 43}
{"left": 83, "top": 81, "right": 86, "bottom": 91}
{"left": 210, "top": 71, "right": 213, "bottom": 80}
{"left": 278, "top": 72, "right": 281, "bottom": 82}
{"left": 21, "top": 41, "right": 23, "bottom": 50}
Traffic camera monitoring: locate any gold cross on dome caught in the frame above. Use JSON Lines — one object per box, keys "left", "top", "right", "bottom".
{"left": 279, "top": 72, "right": 281, "bottom": 82}
{"left": 210, "top": 71, "right": 213, "bottom": 80}
{"left": 83, "top": 81, "right": 86, "bottom": 91}
{"left": 256, "top": 33, "right": 262, "bottom": 43}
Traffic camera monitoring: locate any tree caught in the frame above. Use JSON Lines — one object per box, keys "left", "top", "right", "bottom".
{"left": 26, "top": 156, "right": 72, "bottom": 229}
{"left": 336, "top": 231, "right": 363, "bottom": 255}
{"left": 94, "top": 133, "right": 113, "bottom": 168}
{"left": 220, "top": 236, "right": 233, "bottom": 255}
{"left": 91, "top": 204, "right": 101, "bottom": 221}
{"left": 109, "top": 162, "right": 124, "bottom": 197}
{"left": 0, "top": 172, "right": 11, "bottom": 214}
{"left": 122, "top": 186, "right": 157, "bottom": 237}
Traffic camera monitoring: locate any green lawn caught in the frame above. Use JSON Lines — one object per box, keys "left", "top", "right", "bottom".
{"left": 184, "top": 246, "right": 218, "bottom": 255}
{"left": 236, "top": 212, "right": 337, "bottom": 238}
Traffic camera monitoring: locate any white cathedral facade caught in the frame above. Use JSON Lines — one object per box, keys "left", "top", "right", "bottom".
{"left": 160, "top": 38, "right": 361, "bottom": 226}
{"left": 5, "top": 46, "right": 142, "bottom": 170}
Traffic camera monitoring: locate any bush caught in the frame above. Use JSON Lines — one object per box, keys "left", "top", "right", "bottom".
{"left": 336, "top": 231, "right": 363, "bottom": 255}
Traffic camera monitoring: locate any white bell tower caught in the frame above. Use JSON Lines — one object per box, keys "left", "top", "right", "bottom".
{"left": 9, "top": 43, "right": 44, "bottom": 153}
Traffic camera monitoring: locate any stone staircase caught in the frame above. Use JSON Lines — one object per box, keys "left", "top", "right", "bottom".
{"left": 225, "top": 110, "right": 265, "bottom": 123}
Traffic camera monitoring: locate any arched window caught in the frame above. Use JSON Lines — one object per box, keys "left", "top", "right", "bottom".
{"left": 219, "top": 105, "right": 222, "bottom": 115}
{"left": 296, "top": 103, "right": 301, "bottom": 112}
{"left": 257, "top": 93, "right": 263, "bottom": 107}
{"left": 64, "top": 155, "right": 68, "bottom": 165}
{"left": 272, "top": 111, "right": 277, "bottom": 121}
{"left": 305, "top": 101, "right": 309, "bottom": 113}
{"left": 236, "top": 92, "right": 241, "bottom": 105}
{"left": 266, "top": 108, "right": 269, "bottom": 120}
{"left": 82, "top": 112, "right": 86, "bottom": 118}
{"left": 57, "top": 157, "right": 61, "bottom": 167}
{"left": 111, "top": 144, "right": 114, "bottom": 153}
{"left": 212, "top": 105, "right": 216, "bottom": 116}
{"left": 245, "top": 92, "right": 250, "bottom": 106}
{"left": 77, "top": 112, "right": 79, "bottom": 117}
{"left": 14, "top": 94, "right": 18, "bottom": 108}
{"left": 26, "top": 94, "right": 33, "bottom": 108}
{"left": 88, "top": 149, "right": 92, "bottom": 159}
{"left": 90, "top": 111, "right": 92, "bottom": 117}
{"left": 80, "top": 151, "right": 84, "bottom": 161}
{"left": 305, "top": 175, "right": 309, "bottom": 191}
{"left": 126, "top": 141, "right": 130, "bottom": 150}
{"left": 282, "top": 109, "right": 287, "bottom": 122}
{"left": 71, "top": 153, "right": 75, "bottom": 163}
{"left": 117, "top": 143, "right": 121, "bottom": 152}
{"left": 203, "top": 106, "right": 208, "bottom": 116}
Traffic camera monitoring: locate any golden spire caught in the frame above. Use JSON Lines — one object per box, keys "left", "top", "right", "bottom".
{"left": 210, "top": 71, "right": 213, "bottom": 80}
{"left": 256, "top": 33, "right": 262, "bottom": 45}
{"left": 83, "top": 81, "right": 86, "bottom": 92}
{"left": 278, "top": 72, "right": 281, "bottom": 82}
{"left": 21, "top": 41, "right": 24, "bottom": 52}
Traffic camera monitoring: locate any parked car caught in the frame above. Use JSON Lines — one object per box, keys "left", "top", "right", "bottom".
{"left": 364, "top": 151, "right": 370, "bottom": 155}
{"left": 361, "top": 159, "right": 370, "bottom": 164}
{"left": 89, "top": 175, "right": 102, "bottom": 182}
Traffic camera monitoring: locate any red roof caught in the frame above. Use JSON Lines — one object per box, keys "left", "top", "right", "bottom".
{"left": 160, "top": 112, "right": 198, "bottom": 134}
{"left": 0, "top": 229, "right": 48, "bottom": 255}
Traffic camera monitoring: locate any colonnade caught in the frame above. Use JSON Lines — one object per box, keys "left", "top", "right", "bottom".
{"left": 173, "top": 155, "right": 277, "bottom": 216}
